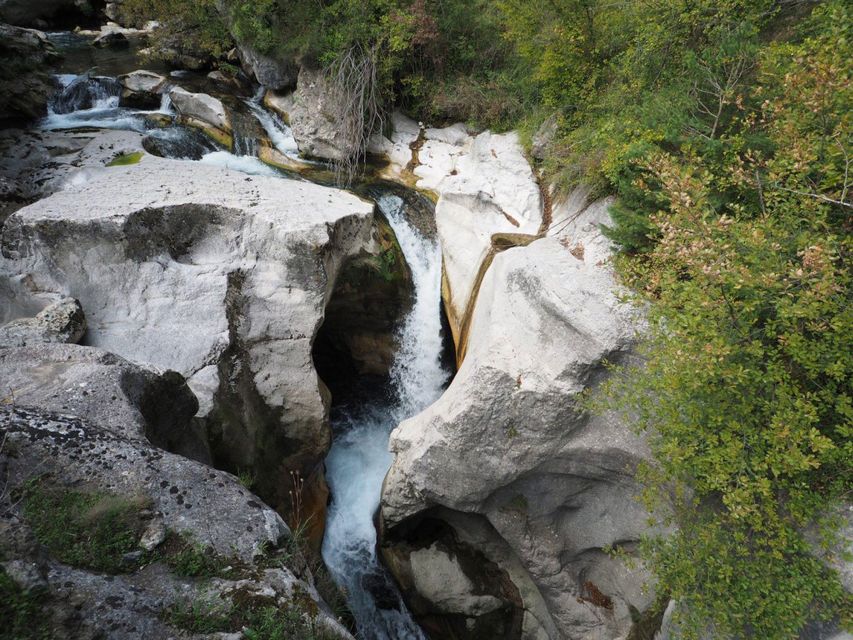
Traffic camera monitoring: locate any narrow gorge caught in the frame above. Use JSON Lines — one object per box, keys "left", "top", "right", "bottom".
{"left": 1, "top": 3, "right": 849, "bottom": 640}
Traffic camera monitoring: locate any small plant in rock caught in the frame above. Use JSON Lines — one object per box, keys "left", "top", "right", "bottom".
{"left": 162, "top": 531, "right": 234, "bottom": 578}
{"left": 288, "top": 470, "right": 305, "bottom": 531}
{"left": 237, "top": 468, "right": 256, "bottom": 490}
{"left": 163, "top": 597, "right": 233, "bottom": 634}
{"left": 0, "top": 568, "right": 52, "bottom": 640}
{"left": 164, "top": 595, "right": 341, "bottom": 640}
{"left": 22, "top": 479, "right": 151, "bottom": 574}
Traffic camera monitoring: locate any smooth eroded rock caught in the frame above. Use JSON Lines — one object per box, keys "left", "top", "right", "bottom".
{"left": 0, "top": 297, "right": 85, "bottom": 347}
{"left": 382, "top": 192, "right": 653, "bottom": 639}
{"left": 168, "top": 86, "right": 232, "bottom": 147}
{"left": 0, "top": 148, "right": 376, "bottom": 515}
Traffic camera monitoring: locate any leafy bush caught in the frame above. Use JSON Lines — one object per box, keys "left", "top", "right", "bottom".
{"left": 595, "top": 3, "right": 852, "bottom": 636}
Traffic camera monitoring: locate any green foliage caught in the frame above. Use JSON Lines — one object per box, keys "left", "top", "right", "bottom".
{"left": 22, "top": 479, "right": 150, "bottom": 574}
{"left": 164, "top": 597, "right": 234, "bottom": 634}
{"left": 123, "top": 0, "right": 231, "bottom": 61}
{"left": 164, "top": 531, "right": 233, "bottom": 578}
{"left": 165, "top": 597, "right": 339, "bottom": 639}
{"left": 0, "top": 569, "right": 51, "bottom": 640}
{"left": 595, "top": 3, "right": 852, "bottom": 636}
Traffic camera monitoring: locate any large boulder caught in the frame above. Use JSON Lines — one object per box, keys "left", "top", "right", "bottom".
{"left": 381, "top": 192, "right": 654, "bottom": 639}
{"left": 0, "top": 297, "right": 85, "bottom": 347}
{"left": 168, "top": 86, "right": 232, "bottom": 147}
{"left": 0, "top": 146, "right": 377, "bottom": 521}
{"left": 0, "top": 341, "right": 202, "bottom": 455}
{"left": 265, "top": 67, "right": 360, "bottom": 162}
{"left": 117, "top": 69, "right": 167, "bottom": 108}
{"left": 0, "top": 0, "right": 98, "bottom": 27}
{"left": 0, "top": 23, "right": 60, "bottom": 122}
{"left": 0, "top": 404, "right": 353, "bottom": 640}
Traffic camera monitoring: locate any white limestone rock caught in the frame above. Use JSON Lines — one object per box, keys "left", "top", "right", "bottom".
{"left": 0, "top": 149, "right": 376, "bottom": 506}
{"left": 383, "top": 192, "right": 653, "bottom": 639}
{"left": 413, "top": 128, "right": 543, "bottom": 341}
{"left": 168, "top": 86, "right": 232, "bottom": 145}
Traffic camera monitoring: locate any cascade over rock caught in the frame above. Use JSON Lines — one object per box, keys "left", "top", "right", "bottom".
{"left": 372, "top": 118, "right": 543, "bottom": 358}
{"left": 0, "top": 142, "right": 377, "bottom": 519}
{"left": 381, "top": 190, "right": 655, "bottom": 639}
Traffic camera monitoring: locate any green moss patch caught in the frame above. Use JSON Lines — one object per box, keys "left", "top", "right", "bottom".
{"left": 106, "top": 151, "right": 145, "bottom": 167}
{"left": 164, "top": 598, "right": 339, "bottom": 640}
{"left": 22, "top": 480, "right": 151, "bottom": 574}
{"left": 0, "top": 568, "right": 52, "bottom": 640}
{"left": 160, "top": 531, "right": 238, "bottom": 579}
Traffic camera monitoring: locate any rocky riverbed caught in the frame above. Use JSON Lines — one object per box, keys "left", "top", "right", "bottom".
{"left": 2, "top": 5, "right": 849, "bottom": 640}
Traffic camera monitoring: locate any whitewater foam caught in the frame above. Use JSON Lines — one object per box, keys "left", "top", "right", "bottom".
{"left": 322, "top": 193, "right": 449, "bottom": 640}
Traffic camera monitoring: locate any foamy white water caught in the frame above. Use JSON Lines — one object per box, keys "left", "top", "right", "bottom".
{"left": 199, "top": 150, "right": 280, "bottom": 177}
{"left": 247, "top": 100, "right": 300, "bottom": 157}
{"left": 322, "top": 193, "right": 449, "bottom": 640}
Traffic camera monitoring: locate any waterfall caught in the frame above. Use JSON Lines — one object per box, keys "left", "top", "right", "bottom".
{"left": 246, "top": 99, "right": 300, "bottom": 158}
{"left": 43, "top": 73, "right": 144, "bottom": 131}
{"left": 321, "top": 193, "right": 450, "bottom": 640}
{"left": 30, "top": 66, "right": 448, "bottom": 638}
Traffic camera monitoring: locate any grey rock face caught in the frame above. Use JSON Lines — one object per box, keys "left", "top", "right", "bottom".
{"left": 0, "top": 341, "right": 200, "bottom": 453}
{"left": 0, "top": 147, "right": 376, "bottom": 516}
{"left": 265, "top": 68, "right": 360, "bottom": 162}
{"left": 382, "top": 194, "right": 654, "bottom": 639}
{"left": 0, "top": 23, "right": 60, "bottom": 121}
{"left": 531, "top": 114, "right": 558, "bottom": 161}
{"left": 238, "top": 44, "right": 298, "bottom": 91}
{"left": 0, "top": 405, "right": 354, "bottom": 640}
{"left": 0, "top": 297, "right": 85, "bottom": 347}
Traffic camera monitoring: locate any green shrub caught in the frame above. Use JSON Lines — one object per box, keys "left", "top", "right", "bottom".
{"left": 163, "top": 531, "right": 233, "bottom": 578}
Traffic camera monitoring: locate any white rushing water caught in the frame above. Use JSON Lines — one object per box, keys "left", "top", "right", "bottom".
{"left": 42, "top": 73, "right": 173, "bottom": 132}
{"left": 247, "top": 100, "right": 300, "bottom": 158}
{"left": 322, "top": 193, "right": 450, "bottom": 640}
